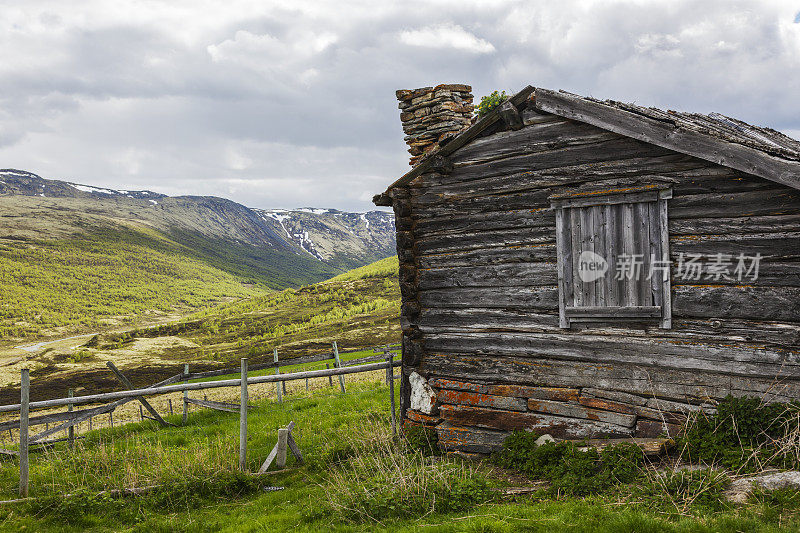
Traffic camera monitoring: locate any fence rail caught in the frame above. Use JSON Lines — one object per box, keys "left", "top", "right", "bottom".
{"left": 1, "top": 341, "right": 400, "bottom": 498}
{"left": 0, "top": 360, "right": 398, "bottom": 414}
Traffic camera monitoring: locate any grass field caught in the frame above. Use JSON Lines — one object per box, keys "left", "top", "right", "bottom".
{"left": 1, "top": 256, "right": 799, "bottom": 531}
{"left": 0, "top": 215, "right": 351, "bottom": 343}
{"left": 1, "top": 377, "right": 799, "bottom": 532}
{"left": 0, "top": 256, "right": 400, "bottom": 404}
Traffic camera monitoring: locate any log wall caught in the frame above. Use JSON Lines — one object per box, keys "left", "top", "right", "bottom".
{"left": 391, "top": 104, "right": 800, "bottom": 453}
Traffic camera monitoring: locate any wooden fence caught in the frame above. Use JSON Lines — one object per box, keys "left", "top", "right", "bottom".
{"left": 0, "top": 341, "right": 400, "bottom": 498}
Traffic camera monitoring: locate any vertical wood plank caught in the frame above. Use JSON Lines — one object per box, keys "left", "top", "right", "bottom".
{"left": 648, "top": 201, "right": 663, "bottom": 310}
{"left": 614, "top": 204, "right": 627, "bottom": 306}
{"left": 621, "top": 202, "right": 637, "bottom": 306}
{"left": 554, "top": 208, "right": 569, "bottom": 328}
{"left": 592, "top": 205, "right": 606, "bottom": 307}
{"left": 603, "top": 204, "right": 618, "bottom": 306}
{"left": 325, "top": 363, "right": 333, "bottom": 387}
{"left": 637, "top": 202, "right": 652, "bottom": 306}
{"left": 19, "top": 369, "right": 29, "bottom": 498}
{"left": 276, "top": 428, "right": 288, "bottom": 468}
{"left": 569, "top": 208, "right": 583, "bottom": 307}
{"left": 332, "top": 342, "right": 346, "bottom": 393}
{"left": 239, "top": 358, "right": 248, "bottom": 472}
{"left": 182, "top": 363, "right": 189, "bottom": 424}
{"left": 658, "top": 197, "right": 673, "bottom": 329}
{"left": 274, "top": 348, "right": 283, "bottom": 402}
{"left": 580, "top": 206, "right": 593, "bottom": 307}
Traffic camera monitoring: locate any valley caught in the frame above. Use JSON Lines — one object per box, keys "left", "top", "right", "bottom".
{"left": 0, "top": 169, "right": 396, "bottom": 343}
{"left": 0, "top": 256, "right": 400, "bottom": 404}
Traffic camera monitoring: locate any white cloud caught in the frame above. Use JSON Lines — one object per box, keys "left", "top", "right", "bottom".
{"left": 399, "top": 23, "right": 496, "bottom": 54}
{"left": 0, "top": 0, "right": 797, "bottom": 212}
{"left": 224, "top": 145, "right": 252, "bottom": 170}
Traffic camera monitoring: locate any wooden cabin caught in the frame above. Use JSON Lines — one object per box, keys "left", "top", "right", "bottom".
{"left": 374, "top": 84, "right": 800, "bottom": 454}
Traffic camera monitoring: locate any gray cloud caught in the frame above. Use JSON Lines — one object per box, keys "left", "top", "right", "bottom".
{"left": 0, "top": 0, "right": 798, "bottom": 211}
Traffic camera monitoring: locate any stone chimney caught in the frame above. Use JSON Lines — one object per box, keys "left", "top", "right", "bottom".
{"left": 396, "top": 84, "right": 473, "bottom": 166}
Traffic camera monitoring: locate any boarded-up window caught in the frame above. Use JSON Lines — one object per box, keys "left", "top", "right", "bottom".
{"left": 551, "top": 187, "right": 672, "bottom": 329}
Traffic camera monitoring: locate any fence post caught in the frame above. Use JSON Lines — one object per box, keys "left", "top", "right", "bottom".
{"left": 386, "top": 354, "right": 397, "bottom": 437}
{"left": 332, "top": 341, "right": 345, "bottom": 393}
{"left": 68, "top": 389, "right": 74, "bottom": 449}
{"left": 273, "top": 348, "right": 282, "bottom": 402}
{"left": 276, "top": 427, "right": 288, "bottom": 468}
{"left": 383, "top": 345, "right": 391, "bottom": 385}
{"left": 19, "top": 368, "right": 29, "bottom": 498}
{"left": 182, "top": 363, "right": 189, "bottom": 424}
{"left": 325, "top": 363, "right": 333, "bottom": 387}
{"left": 239, "top": 358, "right": 248, "bottom": 472}
{"left": 168, "top": 398, "right": 173, "bottom": 416}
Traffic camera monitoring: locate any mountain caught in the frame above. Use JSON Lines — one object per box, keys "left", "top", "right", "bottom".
{"left": 0, "top": 169, "right": 395, "bottom": 271}
{"left": 0, "top": 169, "right": 396, "bottom": 340}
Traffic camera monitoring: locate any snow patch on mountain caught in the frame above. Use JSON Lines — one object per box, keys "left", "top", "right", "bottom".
{"left": 254, "top": 208, "right": 395, "bottom": 263}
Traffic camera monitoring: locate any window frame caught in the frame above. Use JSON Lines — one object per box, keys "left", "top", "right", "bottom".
{"left": 551, "top": 186, "right": 672, "bottom": 330}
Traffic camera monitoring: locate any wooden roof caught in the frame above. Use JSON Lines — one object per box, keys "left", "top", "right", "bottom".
{"left": 374, "top": 86, "right": 800, "bottom": 204}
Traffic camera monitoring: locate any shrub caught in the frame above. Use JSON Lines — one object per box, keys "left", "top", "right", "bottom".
{"left": 475, "top": 90, "right": 509, "bottom": 118}
{"left": 676, "top": 396, "right": 800, "bottom": 472}
{"left": 492, "top": 431, "right": 644, "bottom": 496}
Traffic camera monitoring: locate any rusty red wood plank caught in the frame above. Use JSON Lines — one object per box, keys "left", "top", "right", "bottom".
{"left": 577, "top": 396, "right": 638, "bottom": 415}
{"left": 436, "top": 389, "right": 527, "bottom": 411}
{"left": 429, "top": 378, "right": 579, "bottom": 401}
{"left": 406, "top": 409, "right": 441, "bottom": 425}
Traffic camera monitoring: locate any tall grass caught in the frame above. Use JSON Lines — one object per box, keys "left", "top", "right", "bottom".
{"left": 318, "top": 421, "right": 493, "bottom": 524}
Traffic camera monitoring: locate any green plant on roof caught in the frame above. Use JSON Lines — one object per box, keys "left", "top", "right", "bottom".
{"left": 475, "top": 90, "right": 509, "bottom": 118}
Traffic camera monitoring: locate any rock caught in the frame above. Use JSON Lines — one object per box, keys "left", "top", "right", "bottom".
{"left": 726, "top": 471, "right": 800, "bottom": 504}
{"left": 435, "top": 83, "right": 472, "bottom": 92}
{"left": 409, "top": 371, "right": 437, "bottom": 415}
{"left": 535, "top": 434, "right": 555, "bottom": 446}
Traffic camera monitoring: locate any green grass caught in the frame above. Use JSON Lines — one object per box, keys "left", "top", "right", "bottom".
{"left": 1, "top": 380, "right": 799, "bottom": 532}
{"left": 326, "top": 256, "right": 399, "bottom": 282}
{"left": 97, "top": 257, "right": 400, "bottom": 366}
{"left": 0, "top": 222, "right": 368, "bottom": 341}
{"left": 0, "top": 225, "right": 269, "bottom": 340}
{"left": 164, "top": 228, "right": 342, "bottom": 289}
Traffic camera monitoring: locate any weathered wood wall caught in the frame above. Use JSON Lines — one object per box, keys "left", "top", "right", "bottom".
{"left": 389, "top": 101, "right": 800, "bottom": 453}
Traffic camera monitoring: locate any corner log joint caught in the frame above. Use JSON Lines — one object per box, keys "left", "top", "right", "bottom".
{"left": 499, "top": 101, "right": 523, "bottom": 131}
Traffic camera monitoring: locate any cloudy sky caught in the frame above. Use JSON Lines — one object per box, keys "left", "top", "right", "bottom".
{"left": 1, "top": 1, "right": 799, "bottom": 211}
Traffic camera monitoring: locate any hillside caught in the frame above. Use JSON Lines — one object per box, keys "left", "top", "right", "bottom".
{"left": 0, "top": 169, "right": 395, "bottom": 270}
{"left": 0, "top": 169, "right": 396, "bottom": 341}
{"left": 0, "top": 257, "right": 400, "bottom": 402}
